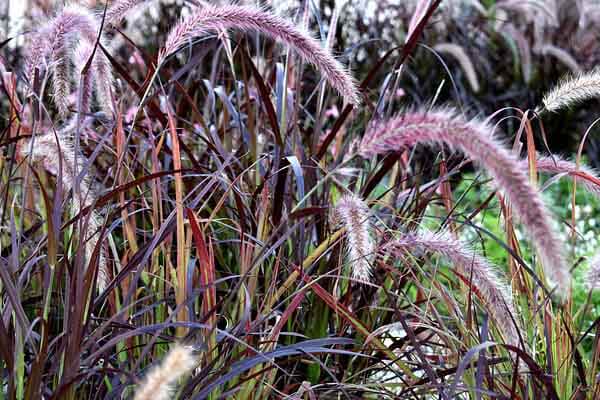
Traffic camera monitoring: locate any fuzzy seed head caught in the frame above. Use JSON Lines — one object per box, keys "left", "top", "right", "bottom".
{"left": 332, "top": 194, "right": 375, "bottom": 283}
{"left": 387, "top": 231, "right": 522, "bottom": 351}
{"left": 433, "top": 43, "right": 480, "bottom": 92}
{"left": 134, "top": 343, "right": 198, "bottom": 400}
{"left": 534, "top": 155, "right": 600, "bottom": 199}
{"left": 360, "top": 108, "right": 570, "bottom": 298}
{"left": 540, "top": 68, "right": 600, "bottom": 113}
{"left": 20, "top": 119, "right": 109, "bottom": 291}
{"left": 104, "top": 0, "right": 149, "bottom": 27}
{"left": 586, "top": 252, "right": 600, "bottom": 291}
{"left": 74, "top": 41, "right": 95, "bottom": 114}
{"left": 25, "top": 4, "right": 114, "bottom": 117}
{"left": 159, "top": 4, "right": 360, "bottom": 105}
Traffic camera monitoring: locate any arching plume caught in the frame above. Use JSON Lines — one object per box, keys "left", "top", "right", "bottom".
{"left": 360, "top": 108, "right": 570, "bottom": 297}
{"left": 539, "top": 68, "right": 600, "bottom": 113}
{"left": 25, "top": 4, "right": 114, "bottom": 117}
{"left": 19, "top": 119, "right": 109, "bottom": 291}
{"left": 104, "top": 0, "right": 150, "bottom": 26}
{"left": 532, "top": 155, "right": 600, "bottom": 199}
{"left": 159, "top": 4, "right": 361, "bottom": 105}
{"left": 386, "top": 230, "right": 523, "bottom": 351}
{"left": 585, "top": 252, "right": 600, "bottom": 290}
{"left": 433, "top": 43, "right": 480, "bottom": 92}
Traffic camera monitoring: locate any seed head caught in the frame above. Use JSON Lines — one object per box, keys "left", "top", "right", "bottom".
{"left": 332, "top": 194, "right": 375, "bottom": 283}
{"left": 360, "top": 108, "right": 570, "bottom": 298}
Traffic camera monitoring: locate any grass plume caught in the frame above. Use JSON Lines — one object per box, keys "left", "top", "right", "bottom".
{"left": 73, "top": 41, "right": 95, "bottom": 114}
{"left": 539, "top": 68, "right": 600, "bottom": 113}
{"left": 360, "top": 108, "right": 570, "bottom": 297}
{"left": 386, "top": 230, "right": 523, "bottom": 352}
{"left": 159, "top": 4, "right": 360, "bottom": 105}
{"left": 533, "top": 154, "right": 600, "bottom": 199}
{"left": 433, "top": 43, "right": 480, "bottom": 92}
{"left": 19, "top": 120, "right": 109, "bottom": 291}
{"left": 332, "top": 194, "right": 375, "bottom": 283}
{"left": 133, "top": 343, "right": 198, "bottom": 400}
{"left": 585, "top": 252, "right": 600, "bottom": 290}
{"left": 25, "top": 4, "right": 113, "bottom": 117}
{"left": 105, "top": 0, "right": 149, "bottom": 26}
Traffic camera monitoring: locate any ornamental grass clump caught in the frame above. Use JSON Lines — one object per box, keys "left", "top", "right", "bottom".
{"left": 360, "top": 108, "right": 570, "bottom": 297}
{"left": 6, "top": 0, "right": 600, "bottom": 398}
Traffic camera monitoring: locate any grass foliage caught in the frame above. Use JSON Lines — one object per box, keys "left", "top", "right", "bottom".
{"left": 1, "top": 0, "right": 600, "bottom": 398}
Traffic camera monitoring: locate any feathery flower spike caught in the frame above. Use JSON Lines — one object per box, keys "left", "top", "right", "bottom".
{"left": 532, "top": 155, "right": 600, "bottom": 199}
{"left": 91, "top": 45, "right": 114, "bottom": 116}
{"left": 105, "top": 0, "right": 150, "bottom": 26}
{"left": 159, "top": 4, "right": 360, "bottom": 105}
{"left": 332, "top": 194, "right": 375, "bottom": 282}
{"left": 73, "top": 41, "right": 95, "bottom": 114}
{"left": 25, "top": 4, "right": 114, "bottom": 117}
{"left": 19, "top": 120, "right": 109, "bottom": 291}
{"left": 585, "top": 252, "right": 600, "bottom": 290}
{"left": 134, "top": 343, "right": 198, "bottom": 400}
{"left": 539, "top": 68, "right": 600, "bottom": 113}
{"left": 433, "top": 43, "right": 480, "bottom": 92}
{"left": 387, "top": 231, "right": 522, "bottom": 351}
{"left": 360, "top": 108, "right": 570, "bottom": 297}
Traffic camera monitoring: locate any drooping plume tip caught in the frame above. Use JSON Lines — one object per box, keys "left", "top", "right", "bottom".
{"left": 387, "top": 230, "right": 523, "bottom": 352}
{"left": 159, "top": 4, "right": 361, "bottom": 105}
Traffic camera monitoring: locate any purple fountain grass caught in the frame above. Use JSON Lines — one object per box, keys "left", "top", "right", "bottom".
{"left": 386, "top": 230, "right": 523, "bottom": 352}
{"left": 539, "top": 68, "right": 600, "bottom": 113}
{"left": 585, "top": 252, "right": 600, "bottom": 290}
{"left": 19, "top": 119, "right": 109, "bottom": 291}
{"left": 73, "top": 42, "right": 95, "bottom": 114}
{"left": 433, "top": 43, "right": 480, "bottom": 92}
{"left": 91, "top": 44, "right": 114, "bottom": 116}
{"left": 104, "top": 0, "right": 149, "bottom": 27}
{"left": 531, "top": 155, "right": 600, "bottom": 198}
{"left": 360, "top": 108, "right": 570, "bottom": 297}
{"left": 25, "top": 4, "right": 114, "bottom": 117}
{"left": 134, "top": 343, "right": 198, "bottom": 400}
{"left": 332, "top": 194, "right": 375, "bottom": 283}
{"left": 158, "top": 4, "right": 360, "bottom": 105}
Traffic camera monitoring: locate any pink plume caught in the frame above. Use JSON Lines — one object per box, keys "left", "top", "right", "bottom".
{"left": 533, "top": 155, "right": 600, "bottom": 199}
{"left": 332, "top": 194, "right": 375, "bottom": 283}
{"left": 387, "top": 230, "right": 523, "bottom": 352}
{"left": 25, "top": 5, "right": 114, "bottom": 117}
{"left": 360, "top": 108, "right": 570, "bottom": 298}
{"left": 159, "top": 5, "right": 360, "bottom": 105}
{"left": 19, "top": 119, "right": 109, "bottom": 291}
{"left": 585, "top": 251, "right": 600, "bottom": 290}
